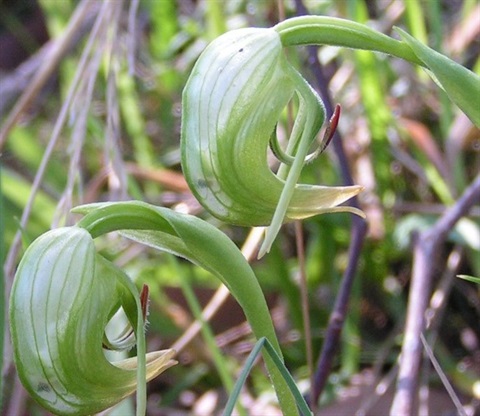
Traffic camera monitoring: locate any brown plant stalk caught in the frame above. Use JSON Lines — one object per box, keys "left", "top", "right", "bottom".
{"left": 390, "top": 173, "right": 480, "bottom": 416}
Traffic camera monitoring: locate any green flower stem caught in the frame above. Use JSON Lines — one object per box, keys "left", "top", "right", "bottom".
{"left": 274, "top": 16, "right": 423, "bottom": 66}
{"left": 181, "top": 16, "right": 477, "bottom": 261}
{"left": 75, "top": 201, "right": 299, "bottom": 415}
{"left": 275, "top": 16, "right": 480, "bottom": 127}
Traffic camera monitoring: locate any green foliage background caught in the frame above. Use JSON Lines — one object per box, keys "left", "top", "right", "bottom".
{"left": 1, "top": 0, "right": 479, "bottom": 414}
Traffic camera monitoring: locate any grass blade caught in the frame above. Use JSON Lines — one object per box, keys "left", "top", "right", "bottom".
{"left": 224, "top": 337, "right": 312, "bottom": 416}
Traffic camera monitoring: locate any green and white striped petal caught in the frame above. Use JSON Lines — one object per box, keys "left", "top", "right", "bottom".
{"left": 9, "top": 227, "right": 176, "bottom": 416}
{"left": 181, "top": 27, "right": 364, "bottom": 256}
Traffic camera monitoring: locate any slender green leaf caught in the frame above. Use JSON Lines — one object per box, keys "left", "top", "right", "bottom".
{"left": 395, "top": 27, "right": 480, "bottom": 127}
{"left": 457, "top": 275, "right": 480, "bottom": 285}
{"left": 224, "top": 337, "right": 312, "bottom": 416}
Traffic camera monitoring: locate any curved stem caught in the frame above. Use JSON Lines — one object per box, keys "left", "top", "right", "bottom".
{"left": 274, "top": 16, "right": 424, "bottom": 66}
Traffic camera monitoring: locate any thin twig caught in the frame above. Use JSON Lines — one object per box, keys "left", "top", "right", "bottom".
{"left": 425, "top": 246, "right": 463, "bottom": 337}
{"left": 393, "top": 201, "right": 480, "bottom": 217}
{"left": 0, "top": 0, "right": 97, "bottom": 150}
{"left": 3, "top": 0, "right": 111, "bottom": 280}
{"left": 419, "top": 246, "right": 463, "bottom": 415}
{"left": 0, "top": 44, "right": 52, "bottom": 118}
{"left": 105, "top": 10, "right": 129, "bottom": 202}
{"left": 390, "top": 173, "right": 480, "bottom": 416}
{"left": 127, "top": 0, "right": 140, "bottom": 75}
{"left": 2, "top": 4, "right": 117, "bottom": 409}
{"left": 420, "top": 333, "right": 467, "bottom": 416}
{"left": 53, "top": 17, "right": 110, "bottom": 227}
{"left": 312, "top": 216, "right": 367, "bottom": 403}
{"left": 0, "top": 5, "right": 100, "bottom": 119}
{"left": 294, "top": 221, "right": 315, "bottom": 412}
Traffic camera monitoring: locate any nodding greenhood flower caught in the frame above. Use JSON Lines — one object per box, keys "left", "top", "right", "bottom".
{"left": 181, "top": 27, "right": 365, "bottom": 257}
{"left": 9, "top": 227, "right": 177, "bottom": 416}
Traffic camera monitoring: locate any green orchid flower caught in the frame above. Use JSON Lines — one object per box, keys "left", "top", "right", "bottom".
{"left": 181, "top": 27, "right": 365, "bottom": 258}
{"left": 181, "top": 17, "right": 479, "bottom": 258}
{"left": 9, "top": 227, "right": 177, "bottom": 416}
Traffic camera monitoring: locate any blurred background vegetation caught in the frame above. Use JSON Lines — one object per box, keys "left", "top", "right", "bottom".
{"left": 1, "top": 0, "right": 479, "bottom": 415}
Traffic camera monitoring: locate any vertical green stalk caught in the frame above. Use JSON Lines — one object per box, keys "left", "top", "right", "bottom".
{"left": 347, "top": 0, "right": 392, "bottom": 189}
{"left": 404, "top": 0, "right": 428, "bottom": 82}
{"left": 206, "top": 0, "right": 227, "bottom": 40}
{"left": 404, "top": 0, "right": 427, "bottom": 44}
{"left": 149, "top": 0, "right": 178, "bottom": 59}
{"left": 426, "top": 0, "right": 453, "bottom": 135}
{"left": 149, "top": 0, "right": 181, "bottom": 114}
{"left": 117, "top": 70, "right": 157, "bottom": 172}
{"left": 340, "top": 280, "right": 361, "bottom": 375}
{"left": 426, "top": 0, "right": 460, "bottom": 190}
